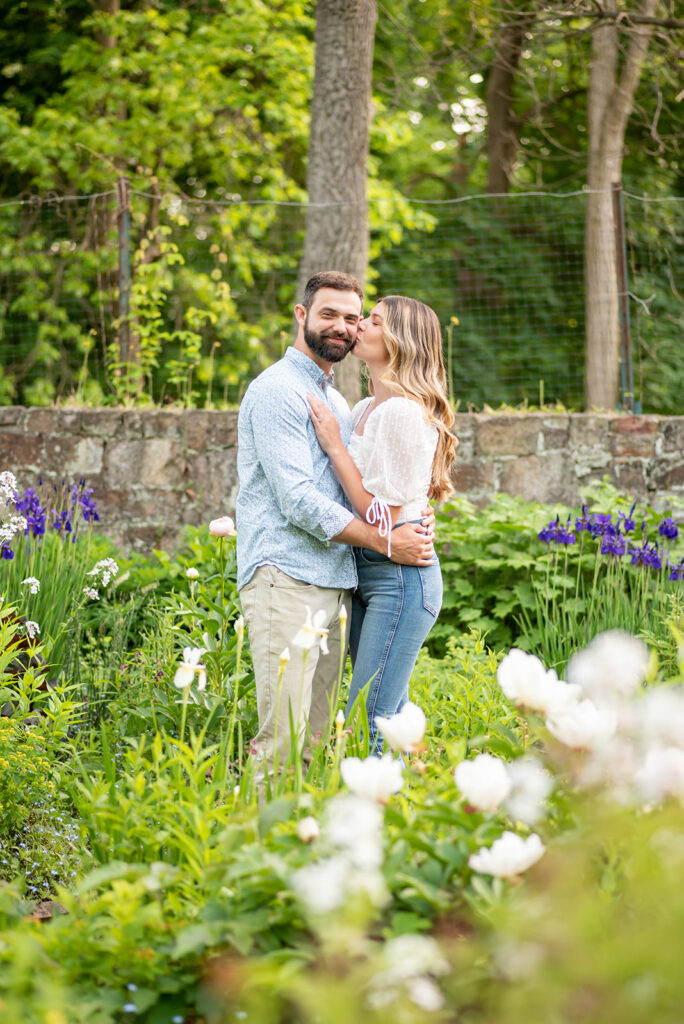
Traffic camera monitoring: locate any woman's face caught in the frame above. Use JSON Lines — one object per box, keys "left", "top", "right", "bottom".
{"left": 352, "top": 302, "right": 390, "bottom": 369}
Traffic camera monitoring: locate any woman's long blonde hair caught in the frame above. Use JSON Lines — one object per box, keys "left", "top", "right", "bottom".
{"left": 369, "top": 295, "right": 457, "bottom": 502}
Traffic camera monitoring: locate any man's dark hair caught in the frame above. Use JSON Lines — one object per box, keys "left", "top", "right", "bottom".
{"left": 302, "top": 271, "right": 364, "bottom": 311}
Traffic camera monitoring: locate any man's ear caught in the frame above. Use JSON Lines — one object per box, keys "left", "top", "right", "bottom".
{"left": 294, "top": 303, "right": 306, "bottom": 327}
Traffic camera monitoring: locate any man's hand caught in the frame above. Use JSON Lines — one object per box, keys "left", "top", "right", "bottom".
{"left": 390, "top": 521, "right": 435, "bottom": 566}
{"left": 306, "top": 391, "right": 344, "bottom": 457}
{"left": 421, "top": 503, "right": 436, "bottom": 545}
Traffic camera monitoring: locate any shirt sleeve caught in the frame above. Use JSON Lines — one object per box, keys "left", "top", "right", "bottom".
{"left": 360, "top": 398, "right": 433, "bottom": 506}
{"left": 250, "top": 382, "right": 354, "bottom": 542}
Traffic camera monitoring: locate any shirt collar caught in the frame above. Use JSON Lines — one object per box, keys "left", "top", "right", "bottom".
{"left": 285, "top": 346, "right": 334, "bottom": 389}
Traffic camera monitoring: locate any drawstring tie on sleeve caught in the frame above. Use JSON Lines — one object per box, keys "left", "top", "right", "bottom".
{"left": 366, "top": 497, "right": 392, "bottom": 556}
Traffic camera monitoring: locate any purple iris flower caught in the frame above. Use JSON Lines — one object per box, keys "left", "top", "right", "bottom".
{"left": 78, "top": 488, "right": 100, "bottom": 522}
{"left": 658, "top": 516, "right": 679, "bottom": 541}
{"left": 618, "top": 502, "right": 637, "bottom": 533}
{"left": 1, "top": 544, "right": 14, "bottom": 560}
{"left": 600, "top": 524, "right": 626, "bottom": 557}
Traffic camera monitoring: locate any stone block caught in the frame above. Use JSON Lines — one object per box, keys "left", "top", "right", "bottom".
{"left": 2, "top": 432, "right": 44, "bottom": 475}
{"left": 190, "top": 449, "right": 238, "bottom": 516}
{"left": 141, "top": 410, "right": 185, "bottom": 440}
{"left": 650, "top": 460, "right": 684, "bottom": 491}
{"left": 80, "top": 410, "right": 124, "bottom": 437}
{"left": 610, "top": 460, "right": 647, "bottom": 496}
{"left": 541, "top": 416, "right": 570, "bottom": 451}
{"left": 476, "top": 415, "right": 541, "bottom": 456}
{"left": 452, "top": 414, "right": 476, "bottom": 460}
{"left": 181, "top": 411, "right": 216, "bottom": 453}
{"left": 24, "top": 408, "right": 60, "bottom": 436}
{"left": 205, "top": 414, "right": 238, "bottom": 451}
{"left": 0, "top": 407, "right": 24, "bottom": 427}
{"left": 46, "top": 436, "right": 104, "bottom": 479}
{"left": 103, "top": 438, "right": 186, "bottom": 489}
{"left": 569, "top": 414, "right": 611, "bottom": 449}
{"left": 451, "top": 460, "right": 496, "bottom": 495}
{"left": 120, "top": 410, "right": 147, "bottom": 439}
{"left": 610, "top": 415, "right": 658, "bottom": 458}
{"left": 659, "top": 418, "right": 684, "bottom": 454}
{"left": 499, "top": 452, "right": 576, "bottom": 504}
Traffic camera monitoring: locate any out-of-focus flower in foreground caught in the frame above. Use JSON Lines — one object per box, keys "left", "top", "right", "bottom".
{"left": 497, "top": 647, "right": 579, "bottom": 715}
{"left": 505, "top": 756, "right": 553, "bottom": 825}
{"left": 367, "top": 934, "right": 449, "bottom": 1011}
{"left": 292, "top": 606, "right": 329, "bottom": 654}
{"left": 296, "top": 816, "right": 320, "bottom": 843}
{"left": 454, "top": 752, "right": 512, "bottom": 813}
{"left": 566, "top": 629, "right": 650, "bottom": 703}
{"left": 637, "top": 747, "right": 684, "bottom": 804}
{"left": 341, "top": 753, "right": 403, "bottom": 804}
{"left": 209, "top": 516, "right": 236, "bottom": 537}
{"left": 545, "top": 697, "right": 617, "bottom": 750}
{"left": 173, "top": 646, "right": 207, "bottom": 691}
{"left": 469, "top": 830, "right": 545, "bottom": 878}
{"left": 375, "top": 701, "right": 426, "bottom": 753}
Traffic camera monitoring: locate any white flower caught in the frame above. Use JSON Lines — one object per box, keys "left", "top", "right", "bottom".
{"left": 324, "top": 794, "right": 384, "bottom": 869}
{"left": 497, "top": 648, "right": 579, "bottom": 715}
{"left": 21, "top": 576, "right": 40, "bottom": 595}
{"left": 292, "top": 606, "right": 329, "bottom": 655}
{"left": 234, "top": 615, "right": 244, "bottom": 636}
{"left": 24, "top": 620, "right": 40, "bottom": 640}
{"left": 636, "top": 747, "right": 684, "bottom": 804}
{"left": 290, "top": 856, "right": 349, "bottom": 914}
{"left": 375, "top": 701, "right": 426, "bottom": 753}
{"left": 279, "top": 646, "right": 291, "bottom": 666}
{"left": 83, "top": 587, "right": 99, "bottom": 601}
{"left": 335, "top": 709, "right": 345, "bottom": 727}
{"left": 86, "top": 558, "right": 119, "bottom": 587}
{"left": 640, "top": 689, "right": 684, "bottom": 751}
{"left": 567, "top": 630, "right": 650, "bottom": 702}
{"left": 341, "top": 754, "right": 403, "bottom": 804}
{"left": 0, "top": 470, "right": 18, "bottom": 500}
{"left": 546, "top": 697, "right": 617, "bottom": 750}
{"left": 185, "top": 567, "right": 199, "bottom": 580}
{"left": 504, "top": 757, "right": 553, "bottom": 825}
{"left": 469, "top": 830, "right": 545, "bottom": 878}
{"left": 406, "top": 977, "right": 445, "bottom": 1012}
{"left": 0, "top": 514, "right": 27, "bottom": 543}
{"left": 296, "top": 816, "right": 320, "bottom": 843}
{"left": 209, "top": 516, "right": 236, "bottom": 537}
{"left": 173, "top": 646, "right": 207, "bottom": 690}
{"left": 454, "top": 753, "right": 512, "bottom": 812}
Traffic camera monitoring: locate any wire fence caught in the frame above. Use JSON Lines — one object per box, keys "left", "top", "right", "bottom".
{"left": 0, "top": 186, "right": 682, "bottom": 411}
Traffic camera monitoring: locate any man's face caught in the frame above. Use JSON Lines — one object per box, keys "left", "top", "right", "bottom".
{"left": 302, "top": 288, "right": 363, "bottom": 364}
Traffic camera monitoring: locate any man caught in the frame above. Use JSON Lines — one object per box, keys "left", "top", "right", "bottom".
{"left": 236, "top": 271, "right": 434, "bottom": 767}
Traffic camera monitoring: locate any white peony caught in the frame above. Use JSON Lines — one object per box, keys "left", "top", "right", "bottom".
{"left": 566, "top": 630, "right": 650, "bottom": 702}
{"left": 497, "top": 648, "right": 579, "bottom": 715}
{"left": 504, "top": 756, "right": 553, "bottom": 825}
{"left": 469, "top": 830, "right": 545, "bottom": 878}
{"left": 636, "top": 747, "right": 684, "bottom": 805}
{"left": 375, "top": 701, "right": 426, "bottom": 753}
{"left": 296, "top": 816, "right": 320, "bottom": 843}
{"left": 341, "top": 754, "right": 403, "bottom": 804}
{"left": 208, "top": 516, "right": 236, "bottom": 537}
{"left": 454, "top": 753, "right": 512, "bottom": 812}
{"left": 185, "top": 567, "right": 199, "bottom": 579}
{"left": 546, "top": 697, "right": 617, "bottom": 750}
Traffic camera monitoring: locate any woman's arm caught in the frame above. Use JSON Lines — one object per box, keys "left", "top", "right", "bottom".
{"left": 306, "top": 391, "right": 402, "bottom": 526}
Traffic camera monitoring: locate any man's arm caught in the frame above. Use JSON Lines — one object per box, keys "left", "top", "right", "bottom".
{"left": 331, "top": 518, "right": 434, "bottom": 566}
{"left": 250, "top": 383, "right": 354, "bottom": 542}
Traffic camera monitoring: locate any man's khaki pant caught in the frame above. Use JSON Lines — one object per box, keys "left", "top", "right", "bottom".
{"left": 239, "top": 565, "right": 352, "bottom": 767}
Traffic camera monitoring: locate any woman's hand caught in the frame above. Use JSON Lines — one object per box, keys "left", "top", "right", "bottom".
{"left": 306, "top": 391, "right": 344, "bottom": 456}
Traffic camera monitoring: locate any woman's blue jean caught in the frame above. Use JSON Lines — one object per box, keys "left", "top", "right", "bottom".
{"left": 346, "top": 546, "right": 442, "bottom": 752}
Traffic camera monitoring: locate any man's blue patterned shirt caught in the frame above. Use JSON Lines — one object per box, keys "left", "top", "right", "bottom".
{"left": 236, "top": 347, "right": 357, "bottom": 591}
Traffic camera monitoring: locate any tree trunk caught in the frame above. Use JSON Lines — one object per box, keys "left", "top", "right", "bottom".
{"left": 297, "top": 0, "right": 377, "bottom": 404}
{"left": 486, "top": 7, "right": 534, "bottom": 194}
{"left": 584, "top": 0, "right": 658, "bottom": 409}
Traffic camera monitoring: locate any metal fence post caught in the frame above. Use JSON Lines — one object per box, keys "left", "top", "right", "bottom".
{"left": 611, "top": 181, "right": 636, "bottom": 413}
{"left": 116, "top": 175, "right": 132, "bottom": 368}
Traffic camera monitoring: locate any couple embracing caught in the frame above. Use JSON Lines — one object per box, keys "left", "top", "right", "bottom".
{"left": 236, "top": 271, "right": 456, "bottom": 765}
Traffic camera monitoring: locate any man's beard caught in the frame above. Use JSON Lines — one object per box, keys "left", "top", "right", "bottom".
{"left": 304, "top": 317, "right": 355, "bottom": 363}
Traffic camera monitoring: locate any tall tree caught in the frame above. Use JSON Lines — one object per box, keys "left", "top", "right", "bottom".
{"left": 584, "top": 0, "right": 659, "bottom": 409}
{"left": 297, "top": 0, "right": 378, "bottom": 404}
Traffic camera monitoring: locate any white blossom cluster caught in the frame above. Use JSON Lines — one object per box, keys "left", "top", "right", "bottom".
{"left": 498, "top": 630, "right": 684, "bottom": 807}
{"left": 86, "top": 558, "right": 119, "bottom": 587}
{"left": 0, "top": 471, "right": 18, "bottom": 503}
{"left": 21, "top": 576, "right": 40, "bottom": 595}
{"left": 0, "top": 513, "right": 27, "bottom": 544}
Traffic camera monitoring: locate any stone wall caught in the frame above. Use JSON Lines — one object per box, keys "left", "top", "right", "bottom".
{"left": 5, "top": 406, "right": 684, "bottom": 552}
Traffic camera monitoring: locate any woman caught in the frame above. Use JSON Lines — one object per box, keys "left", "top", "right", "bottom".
{"left": 307, "top": 295, "right": 457, "bottom": 751}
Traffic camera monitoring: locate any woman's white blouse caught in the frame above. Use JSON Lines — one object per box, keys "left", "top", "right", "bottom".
{"left": 348, "top": 396, "right": 438, "bottom": 552}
